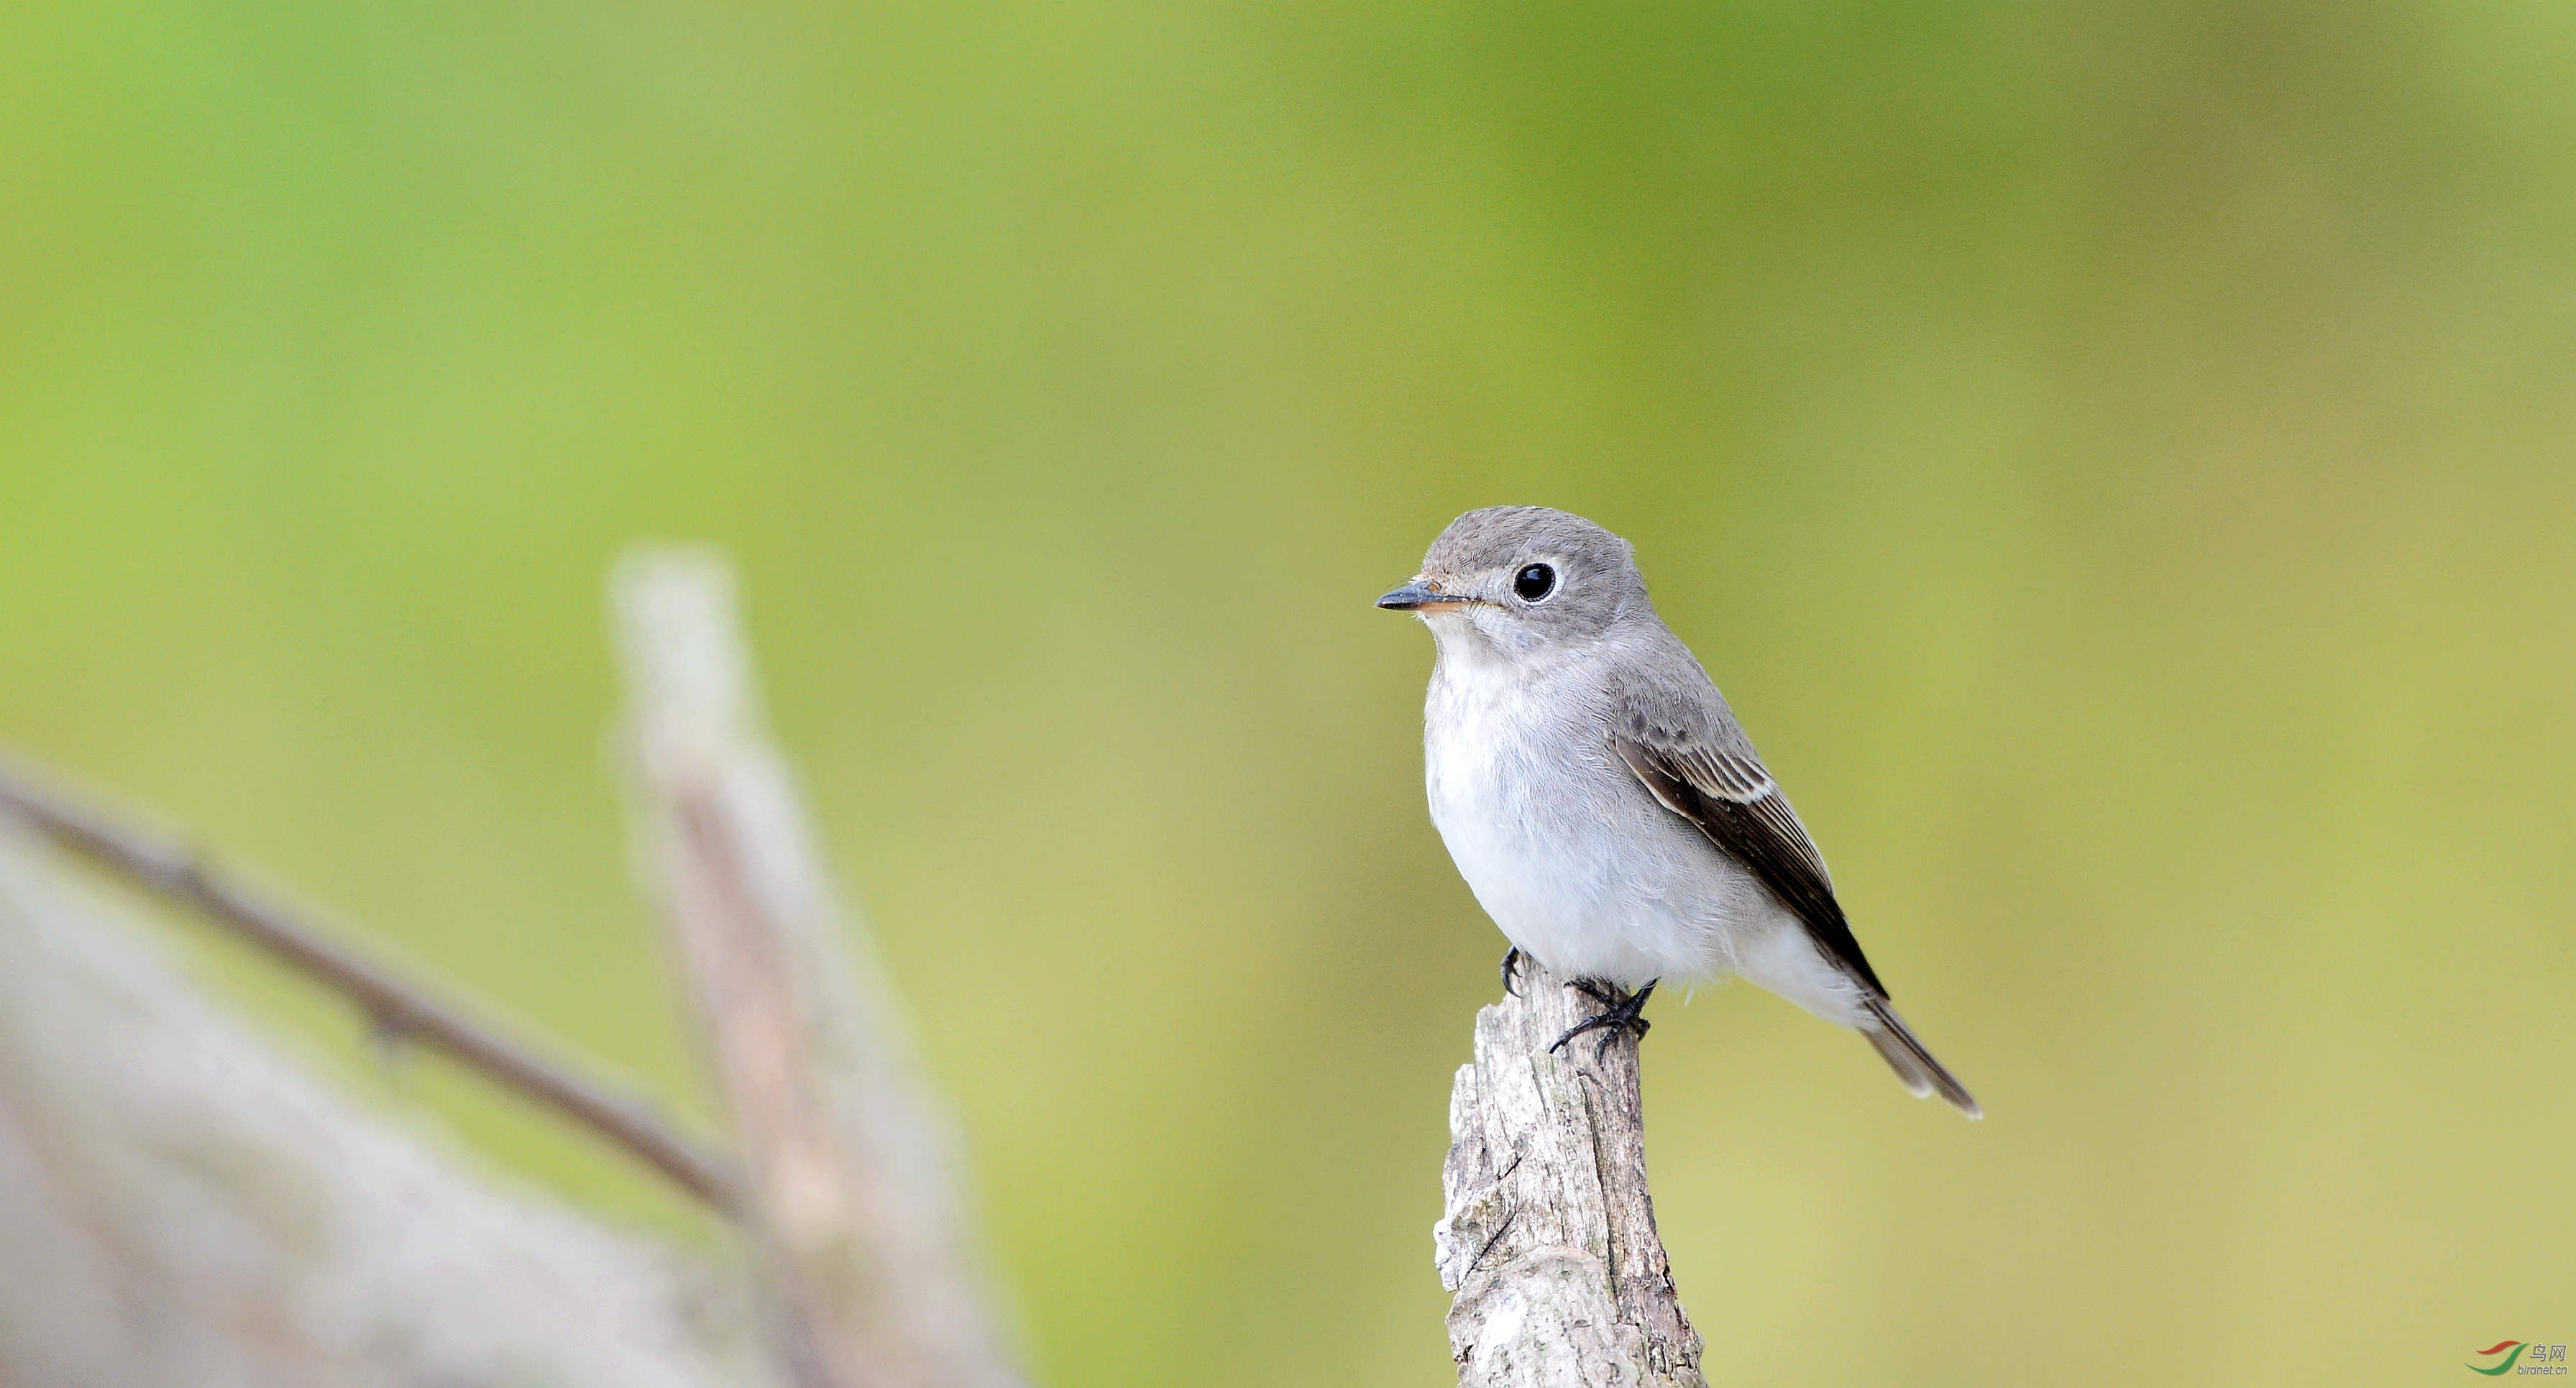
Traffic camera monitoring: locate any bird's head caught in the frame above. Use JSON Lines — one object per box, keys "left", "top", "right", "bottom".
{"left": 1376, "top": 506, "right": 1651, "bottom": 659}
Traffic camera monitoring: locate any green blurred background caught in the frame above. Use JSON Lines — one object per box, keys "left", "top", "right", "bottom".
{"left": 5, "top": 0, "right": 2573, "bottom": 1382}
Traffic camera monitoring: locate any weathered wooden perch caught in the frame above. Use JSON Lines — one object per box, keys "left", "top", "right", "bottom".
{"left": 1435, "top": 964, "right": 1707, "bottom": 1388}
{"left": 613, "top": 549, "right": 1027, "bottom": 1388}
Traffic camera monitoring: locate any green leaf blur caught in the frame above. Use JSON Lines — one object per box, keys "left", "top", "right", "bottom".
{"left": 4, "top": 0, "right": 2571, "bottom": 1382}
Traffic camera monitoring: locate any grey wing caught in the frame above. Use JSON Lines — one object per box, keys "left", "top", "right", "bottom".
{"left": 1608, "top": 709, "right": 1889, "bottom": 998}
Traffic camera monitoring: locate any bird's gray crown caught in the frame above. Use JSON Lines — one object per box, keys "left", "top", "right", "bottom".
{"left": 1401, "top": 505, "right": 1651, "bottom": 651}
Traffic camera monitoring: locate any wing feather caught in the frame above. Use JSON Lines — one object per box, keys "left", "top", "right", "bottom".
{"left": 1610, "top": 725, "right": 1888, "bottom": 998}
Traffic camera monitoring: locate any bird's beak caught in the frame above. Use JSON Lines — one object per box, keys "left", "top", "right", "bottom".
{"left": 1377, "top": 582, "right": 1469, "bottom": 613}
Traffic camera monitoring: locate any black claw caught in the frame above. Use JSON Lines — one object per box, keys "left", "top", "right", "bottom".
{"left": 1549, "top": 979, "right": 1659, "bottom": 1062}
{"left": 1499, "top": 947, "right": 1524, "bottom": 997}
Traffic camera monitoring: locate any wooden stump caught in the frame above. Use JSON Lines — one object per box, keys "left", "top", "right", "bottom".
{"left": 1434, "top": 965, "right": 1707, "bottom": 1388}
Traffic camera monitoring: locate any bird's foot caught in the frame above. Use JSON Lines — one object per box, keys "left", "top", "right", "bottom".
{"left": 1549, "top": 978, "right": 1659, "bottom": 1062}
{"left": 1500, "top": 947, "right": 1524, "bottom": 997}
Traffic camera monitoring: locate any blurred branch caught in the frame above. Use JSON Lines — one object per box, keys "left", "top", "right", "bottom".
{"left": 1435, "top": 963, "right": 1706, "bottom": 1388}
{"left": 612, "top": 549, "right": 1026, "bottom": 1388}
{"left": 0, "top": 753, "right": 743, "bottom": 1217}
{"left": 0, "top": 819, "right": 767, "bottom": 1387}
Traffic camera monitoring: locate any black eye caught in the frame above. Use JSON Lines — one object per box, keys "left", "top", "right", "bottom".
{"left": 1513, "top": 564, "right": 1557, "bottom": 602}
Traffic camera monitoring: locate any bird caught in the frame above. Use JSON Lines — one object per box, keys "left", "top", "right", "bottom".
{"left": 1378, "top": 505, "right": 1979, "bottom": 1116}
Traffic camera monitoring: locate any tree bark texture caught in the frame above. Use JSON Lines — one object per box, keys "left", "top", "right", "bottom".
{"left": 1434, "top": 965, "right": 1708, "bottom": 1388}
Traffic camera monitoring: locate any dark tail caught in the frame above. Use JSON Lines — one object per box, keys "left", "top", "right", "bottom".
{"left": 1861, "top": 997, "right": 1981, "bottom": 1119}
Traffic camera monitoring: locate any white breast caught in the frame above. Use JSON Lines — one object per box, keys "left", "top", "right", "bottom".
{"left": 1421, "top": 651, "right": 1784, "bottom": 991}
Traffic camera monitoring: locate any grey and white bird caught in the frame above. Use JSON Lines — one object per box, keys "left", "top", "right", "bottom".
{"left": 1378, "top": 505, "right": 1979, "bottom": 1117}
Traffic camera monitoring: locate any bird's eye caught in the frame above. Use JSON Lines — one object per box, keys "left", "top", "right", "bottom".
{"left": 1514, "top": 564, "right": 1557, "bottom": 602}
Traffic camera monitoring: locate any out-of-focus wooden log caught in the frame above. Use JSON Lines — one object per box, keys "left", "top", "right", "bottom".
{"left": 0, "top": 756, "right": 741, "bottom": 1215}
{"left": 1434, "top": 965, "right": 1707, "bottom": 1388}
{"left": 612, "top": 550, "right": 1027, "bottom": 1388}
{"left": 0, "top": 821, "right": 766, "bottom": 1388}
